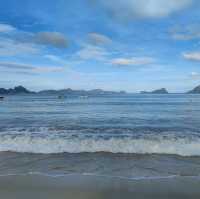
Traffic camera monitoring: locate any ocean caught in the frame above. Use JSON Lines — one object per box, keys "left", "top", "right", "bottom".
{"left": 0, "top": 94, "right": 200, "bottom": 180}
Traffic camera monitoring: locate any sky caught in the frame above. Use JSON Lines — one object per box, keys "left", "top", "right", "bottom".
{"left": 0, "top": 0, "right": 200, "bottom": 92}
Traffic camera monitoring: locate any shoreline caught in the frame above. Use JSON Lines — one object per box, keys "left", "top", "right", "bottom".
{"left": 0, "top": 174, "right": 200, "bottom": 199}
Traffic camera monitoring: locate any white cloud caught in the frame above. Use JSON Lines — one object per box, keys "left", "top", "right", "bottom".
{"left": 191, "top": 72, "right": 199, "bottom": 76}
{"left": 0, "top": 23, "right": 16, "bottom": 33}
{"left": 76, "top": 43, "right": 155, "bottom": 67}
{"left": 88, "top": 33, "right": 112, "bottom": 45}
{"left": 111, "top": 57, "right": 155, "bottom": 66}
{"left": 77, "top": 45, "right": 108, "bottom": 61}
{"left": 183, "top": 52, "right": 200, "bottom": 61}
{"left": 99, "top": 0, "right": 193, "bottom": 19}
{"left": 188, "top": 72, "right": 200, "bottom": 80}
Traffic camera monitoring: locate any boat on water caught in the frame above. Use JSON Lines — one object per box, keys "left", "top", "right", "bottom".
{"left": 0, "top": 96, "right": 4, "bottom": 100}
{"left": 58, "top": 95, "right": 65, "bottom": 99}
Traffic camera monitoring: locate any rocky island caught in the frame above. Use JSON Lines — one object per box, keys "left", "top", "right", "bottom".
{"left": 38, "top": 88, "right": 127, "bottom": 96}
{"left": 1, "top": 85, "right": 200, "bottom": 96}
{"left": 0, "top": 86, "right": 34, "bottom": 95}
{"left": 140, "top": 88, "right": 169, "bottom": 94}
{"left": 0, "top": 86, "right": 127, "bottom": 96}
{"left": 188, "top": 85, "right": 200, "bottom": 94}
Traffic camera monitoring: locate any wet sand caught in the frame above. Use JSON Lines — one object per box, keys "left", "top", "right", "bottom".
{"left": 0, "top": 174, "right": 200, "bottom": 199}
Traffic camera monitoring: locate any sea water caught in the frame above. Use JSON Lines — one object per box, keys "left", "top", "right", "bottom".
{"left": 0, "top": 94, "right": 200, "bottom": 179}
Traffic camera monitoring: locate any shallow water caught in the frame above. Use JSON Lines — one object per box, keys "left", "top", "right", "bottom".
{"left": 0, "top": 94, "right": 200, "bottom": 178}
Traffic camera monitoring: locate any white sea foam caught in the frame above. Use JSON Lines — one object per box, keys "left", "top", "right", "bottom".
{"left": 0, "top": 134, "right": 200, "bottom": 156}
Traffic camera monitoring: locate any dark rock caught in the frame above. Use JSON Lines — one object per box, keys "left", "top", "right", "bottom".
{"left": 0, "top": 86, "right": 34, "bottom": 95}
{"left": 188, "top": 85, "right": 200, "bottom": 94}
{"left": 140, "top": 88, "right": 168, "bottom": 94}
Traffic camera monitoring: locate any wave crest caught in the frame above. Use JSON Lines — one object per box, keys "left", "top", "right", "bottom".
{"left": 0, "top": 134, "right": 200, "bottom": 156}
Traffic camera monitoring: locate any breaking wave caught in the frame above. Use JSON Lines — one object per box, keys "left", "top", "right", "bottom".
{"left": 0, "top": 132, "right": 200, "bottom": 156}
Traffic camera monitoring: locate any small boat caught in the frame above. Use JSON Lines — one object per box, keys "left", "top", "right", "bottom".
{"left": 58, "top": 95, "right": 65, "bottom": 99}
{"left": 0, "top": 96, "right": 4, "bottom": 100}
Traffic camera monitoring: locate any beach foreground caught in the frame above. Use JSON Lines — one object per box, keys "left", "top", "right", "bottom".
{"left": 0, "top": 174, "right": 200, "bottom": 199}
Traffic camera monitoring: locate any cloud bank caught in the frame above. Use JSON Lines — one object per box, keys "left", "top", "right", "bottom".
{"left": 99, "top": 0, "right": 193, "bottom": 19}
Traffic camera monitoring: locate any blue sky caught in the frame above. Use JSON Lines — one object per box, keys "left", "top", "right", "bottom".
{"left": 0, "top": 0, "right": 200, "bottom": 92}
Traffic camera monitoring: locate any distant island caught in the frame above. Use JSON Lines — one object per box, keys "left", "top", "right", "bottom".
{"left": 1, "top": 85, "right": 200, "bottom": 96}
{"left": 0, "top": 86, "right": 35, "bottom": 95}
{"left": 188, "top": 85, "right": 200, "bottom": 94}
{"left": 140, "top": 88, "right": 169, "bottom": 94}
{"left": 38, "top": 88, "right": 127, "bottom": 96}
{"left": 0, "top": 86, "right": 126, "bottom": 96}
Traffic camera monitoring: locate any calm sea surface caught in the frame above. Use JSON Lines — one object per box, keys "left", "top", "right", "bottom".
{"left": 0, "top": 94, "right": 200, "bottom": 179}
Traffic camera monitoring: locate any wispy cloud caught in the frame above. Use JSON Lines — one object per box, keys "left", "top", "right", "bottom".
{"left": 76, "top": 45, "right": 108, "bottom": 61}
{"left": 189, "top": 71, "right": 200, "bottom": 79}
{"left": 75, "top": 41, "right": 155, "bottom": 68}
{"left": 0, "top": 23, "right": 16, "bottom": 33}
{"left": 183, "top": 51, "right": 200, "bottom": 61}
{"left": 44, "top": 54, "right": 67, "bottom": 65}
{"left": 0, "top": 38, "right": 39, "bottom": 56}
{"left": 111, "top": 57, "right": 155, "bottom": 66}
{"left": 171, "top": 24, "right": 200, "bottom": 40}
{"left": 0, "top": 61, "right": 64, "bottom": 74}
{"left": 0, "top": 23, "right": 68, "bottom": 53}
{"left": 88, "top": 33, "right": 112, "bottom": 45}
{"left": 98, "top": 0, "right": 193, "bottom": 20}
